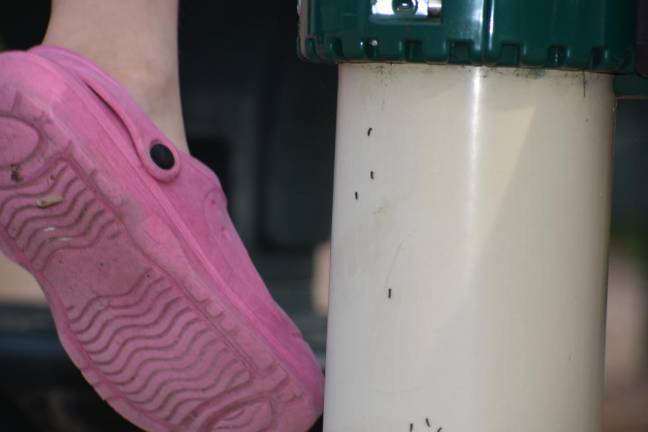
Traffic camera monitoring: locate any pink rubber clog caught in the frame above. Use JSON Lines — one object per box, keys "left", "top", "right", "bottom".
{"left": 0, "top": 45, "right": 324, "bottom": 432}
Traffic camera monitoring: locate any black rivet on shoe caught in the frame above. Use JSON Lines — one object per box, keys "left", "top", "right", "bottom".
{"left": 150, "top": 142, "right": 175, "bottom": 170}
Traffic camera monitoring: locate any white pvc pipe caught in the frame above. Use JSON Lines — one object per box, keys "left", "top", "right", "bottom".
{"left": 324, "top": 64, "right": 615, "bottom": 432}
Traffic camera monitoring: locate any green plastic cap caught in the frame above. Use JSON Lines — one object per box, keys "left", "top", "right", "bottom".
{"left": 298, "top": 0, "right": 636, "bottom": 73}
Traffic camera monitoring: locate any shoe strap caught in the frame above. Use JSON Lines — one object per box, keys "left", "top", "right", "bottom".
{"left": 31, "top": 45, "right": 182, "bottom": 183}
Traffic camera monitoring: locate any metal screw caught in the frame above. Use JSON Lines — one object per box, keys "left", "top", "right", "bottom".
{"left": 427, "top": 0, "right": 442, "bottom": 17}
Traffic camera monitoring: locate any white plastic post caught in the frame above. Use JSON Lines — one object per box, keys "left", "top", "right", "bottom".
{"left": 324, "top": 64, "right": 615, "bottom": 432}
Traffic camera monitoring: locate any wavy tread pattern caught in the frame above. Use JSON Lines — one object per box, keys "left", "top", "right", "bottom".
{"left": 0, "top": 90, "right": 306, "bottom": 432}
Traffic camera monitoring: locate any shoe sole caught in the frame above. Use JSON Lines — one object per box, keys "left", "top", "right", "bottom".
{"left": 0, "top": 59, "right": 318, "bottom": 431}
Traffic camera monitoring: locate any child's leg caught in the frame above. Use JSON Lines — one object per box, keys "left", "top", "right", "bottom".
{"left": 0, "top": 0, "right": 188, "bottom": 304}
{"left": 0, "top": 2, "right": 324, "bottom": 429}
{"left": 44, "top": 0, "right": 188, "bottom": 152}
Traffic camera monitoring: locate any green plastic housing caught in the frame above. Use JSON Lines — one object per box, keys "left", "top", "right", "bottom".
{"left": 298, "top": 0, "right": 636, "bottom": 73}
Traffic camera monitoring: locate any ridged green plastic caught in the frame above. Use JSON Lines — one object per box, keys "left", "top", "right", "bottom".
{"left": 298, "top": 0, "right": 636, "bottom": 72}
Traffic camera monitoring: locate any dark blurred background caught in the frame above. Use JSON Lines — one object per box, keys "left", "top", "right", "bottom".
{"left": 0, "top": 1, "right": 647, "bottom": 431}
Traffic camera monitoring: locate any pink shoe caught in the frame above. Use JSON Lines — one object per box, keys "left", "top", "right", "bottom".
{"left": 0, "top": 45, "right": 324, "bottom": 431}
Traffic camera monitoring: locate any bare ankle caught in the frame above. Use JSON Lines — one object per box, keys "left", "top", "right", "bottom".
{"left": 43, "top": 0, "right": 188, "bottom": 152}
